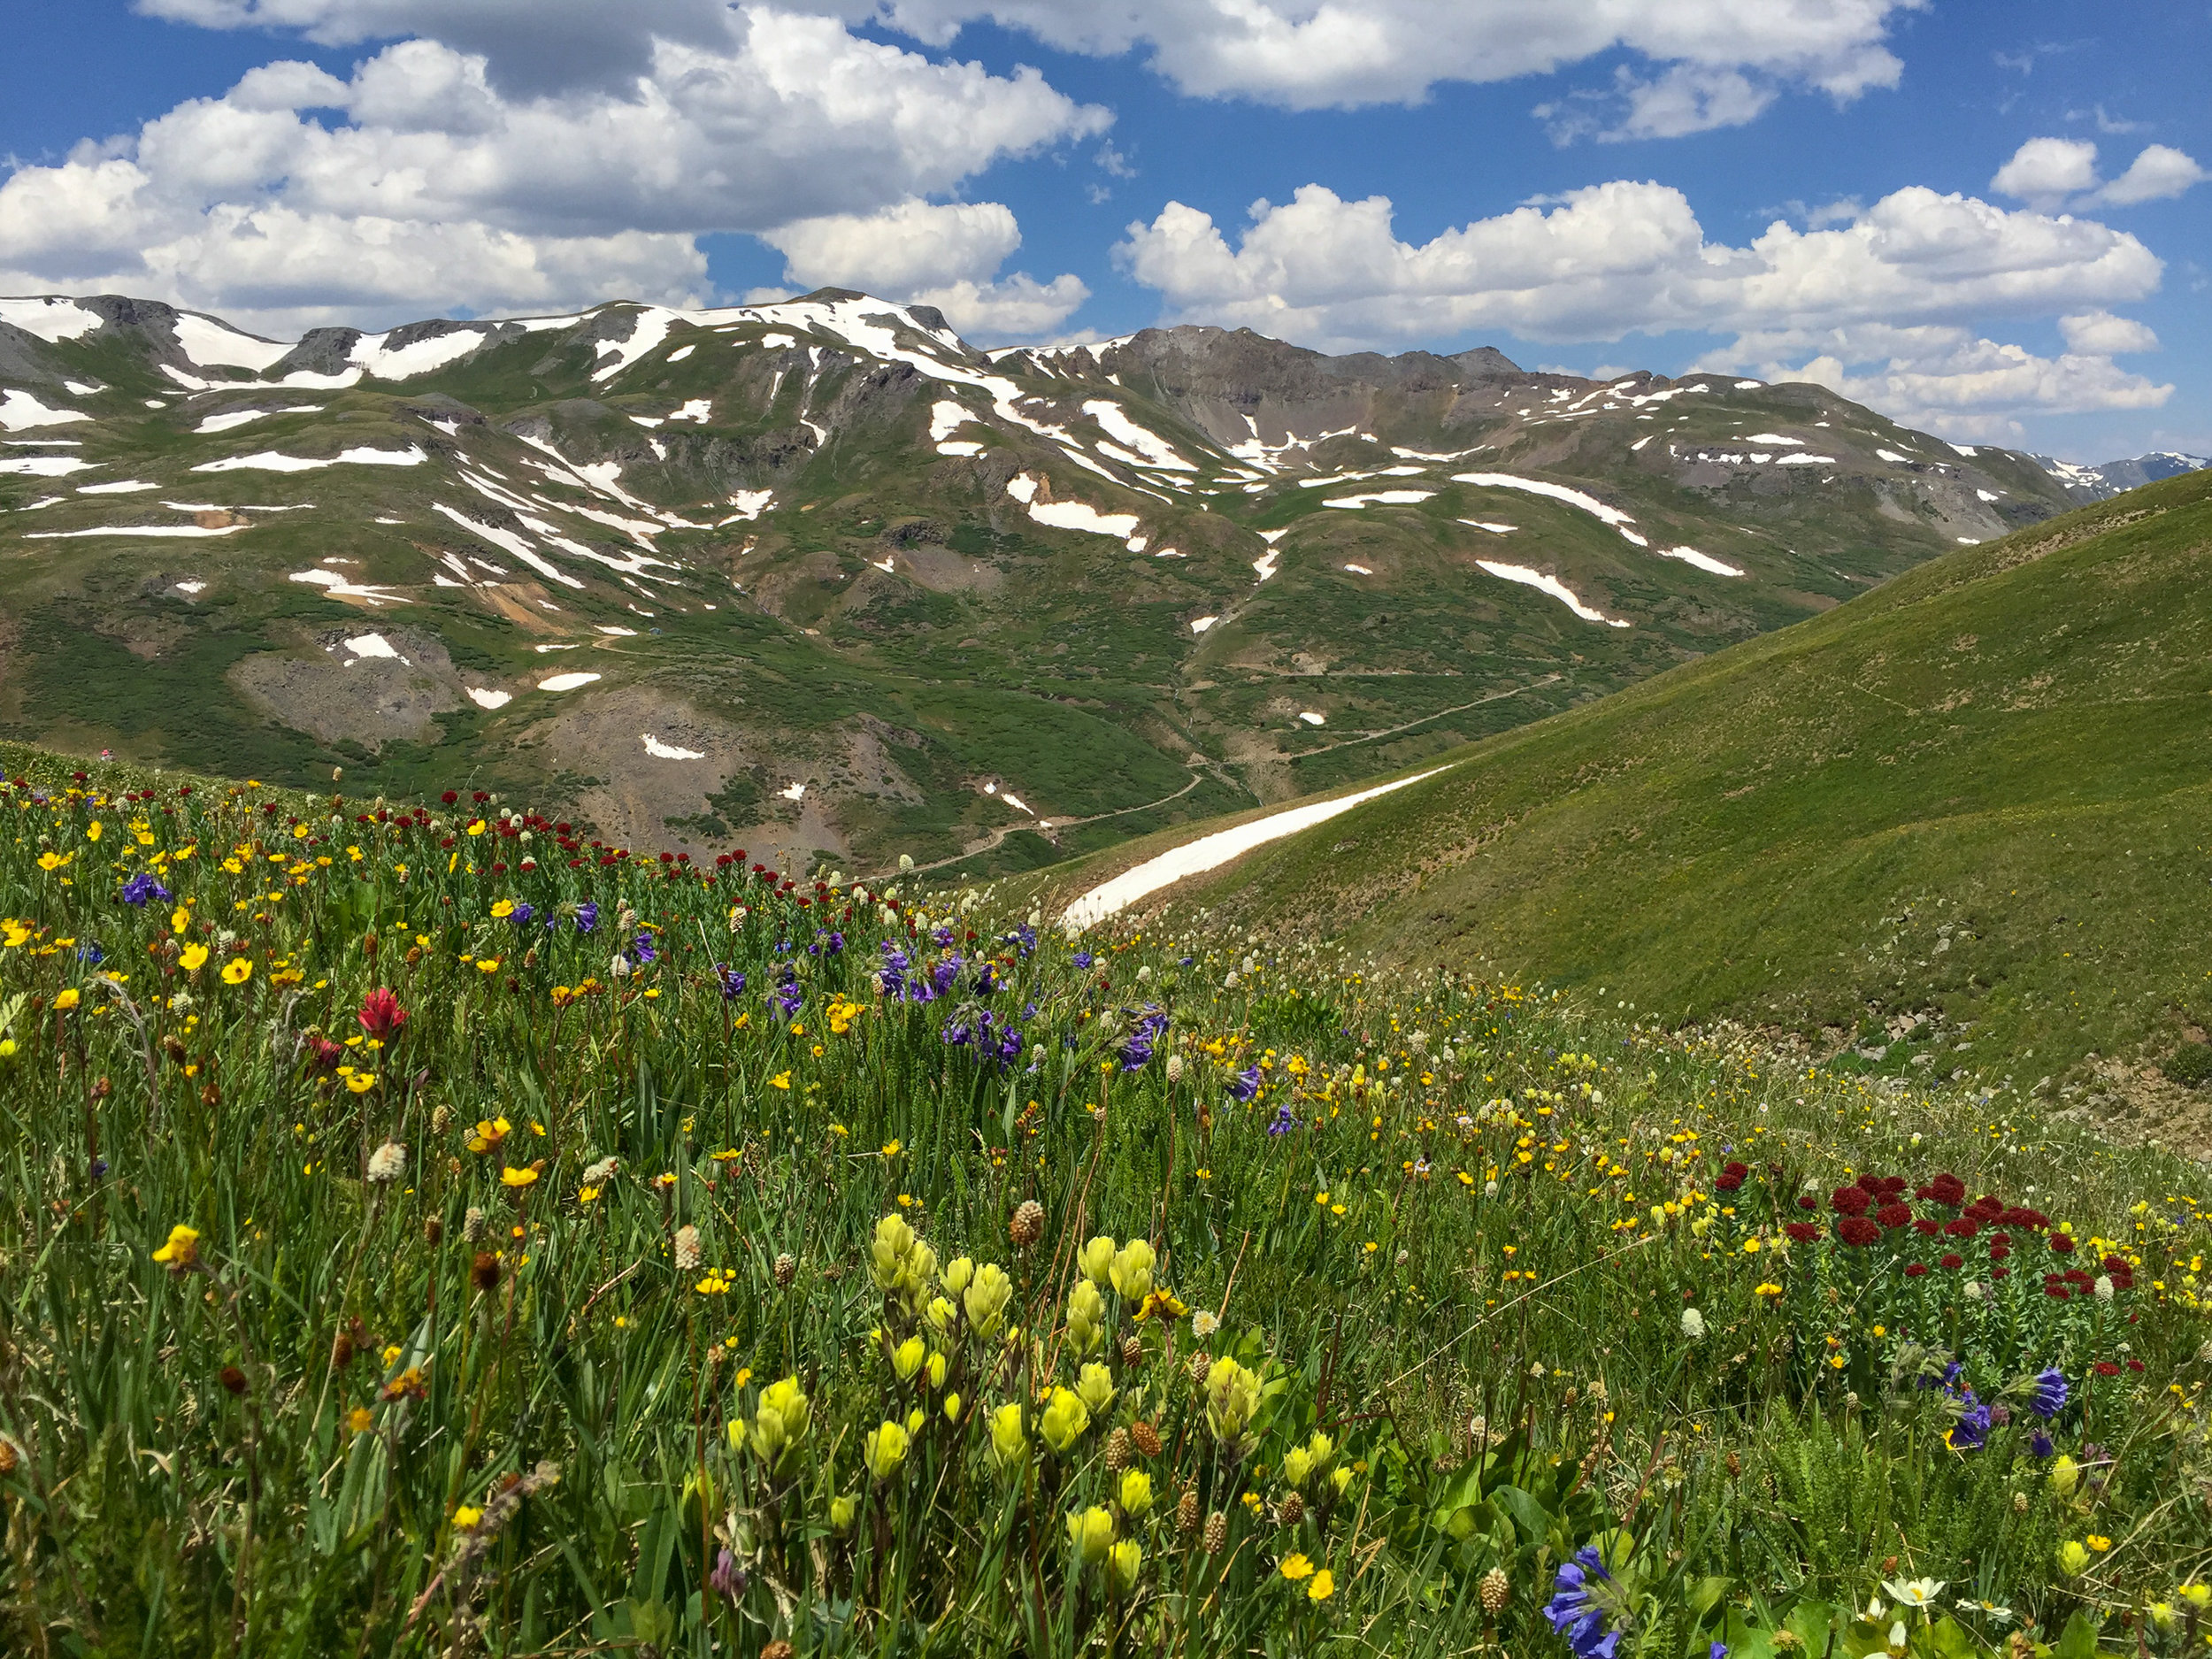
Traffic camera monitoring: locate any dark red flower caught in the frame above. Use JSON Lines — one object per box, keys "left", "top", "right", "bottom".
{"left": 2093, "top": 1361, "right": 2120, "bottom": 1378}
{"left": 1832, "top": 1186, "right": 1872, "bottom": 1217}
{"left": 441, "top": 790, "right": 458, "bottom": 805}
{"left": 1990, "top": 1244, "right": 2010, "bottom": 1261}
{"left": 2049, "top": 1233, "right": 2076, "bottom": 1256}
{"left": 2046, "top": 1285, "right": 2070, "bottom": 1301}
{"left": 1993, "top": 1265, "right": 2010, "bottom": 1279}
{"left": 1715, "top": 1171, "right": 1743, "bottom": 1192}
{"left": 305, "top": 1036, "right": 344, "bottom": 1074}
{"left": 1786, "top": 1221, "right": 1824, "bottom": 1243}
{"left": 1838, "top": 1217, "right": 1881, "bottom": 1247}
{"left": 1940, "top": 1252, "right": 1962, "bottom": 1269}
{"left": 2102, "top": 1254, "right": 2130, "bottom": 1273}
{"left": 1928, "top": 1172, "right": 1967, "bottom": 1207}
{"left": 357, "top": 987, "right": 408, "bottom": 1042}
{"left": 1903, "top": 1263, "right": 1929, "bottom": 1278}
{"left": 2127, "top": 1357, "right": 2145, "bottom": 1372}
{"left": 1797, "top": 1194, "right": 1818, "bottom": 1211}
{"left": 1943, "top": 1217, "right": 1980, "bottom": 1238}
{"left": 1875, "top": 1202, "right": 1914, "bottom": 1230}
{"left": 1912, "top": 1217, "right": 1941, "bottom": 1237}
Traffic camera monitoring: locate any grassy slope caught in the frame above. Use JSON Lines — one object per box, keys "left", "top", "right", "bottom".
{"left": 1041, "top": 471, "right": 2212, "bottom": 1096}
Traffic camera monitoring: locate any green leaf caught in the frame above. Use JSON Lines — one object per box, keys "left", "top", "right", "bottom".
{"left": 2051, "top": 1610, "right": 2104, "bottom": 1659}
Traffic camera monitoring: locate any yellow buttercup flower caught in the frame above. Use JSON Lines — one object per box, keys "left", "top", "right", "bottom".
{"left": 220, "top": 958, "right": 253, "bottom": 985}
{"left": 451, "top": 1506, "right": 483, "bottom": 1531}
{"left": 1279, "top": 1552, "right": 1316, "bottom": 1582}
{"left": 180, "top": 942, "right": 210, "bottom": 972}
{"left": 490, "top": 900, "right": 515, "bottom": 918}
{"left": 768, "top": 1071, "right": 791, "bottom": 1090}
{"left": 52, "top": 987, "right": 81, "bottom": 1011}
{"left": 500, "top": 1166, "right": 539, "bottom": 1188}
{"left": 466, "top": 1118, "right": 511, "bottom": 1155}
{"left": 151, "top": 1223, "right": 200, "bottom": 1267}
{"left": 1307, "top": 1568, "right": 1335, "bottom": 1601}
{"left": 345, "top": 1072, "right": 377, "bottom": 1094}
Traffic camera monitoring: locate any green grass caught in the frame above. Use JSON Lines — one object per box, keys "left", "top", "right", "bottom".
{"left": 1038, "top": 470, "right": 2212, "bottom": 1100}
{"left": 1, "top": 750, "right": 2209, "bottom": 1655}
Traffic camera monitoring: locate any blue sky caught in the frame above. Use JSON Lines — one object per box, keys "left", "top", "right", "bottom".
{"left": 2, "top": 0, "right": 2204, "bottom": 461}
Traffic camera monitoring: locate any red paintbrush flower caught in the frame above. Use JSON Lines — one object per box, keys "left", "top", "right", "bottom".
{"left": 358, "top": 987, "right": 408, "bottom": 1042}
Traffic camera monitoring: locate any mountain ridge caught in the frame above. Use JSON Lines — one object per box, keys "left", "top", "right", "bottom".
{"left": 1, "top": 288, "right": 2088, "bottom": 877}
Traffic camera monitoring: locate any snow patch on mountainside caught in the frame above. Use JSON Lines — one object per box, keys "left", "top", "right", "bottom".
{"left": 1476, "top": 560, "right": 1629, "bottom": 626}
{"left": 173, "top": 313, "right": 293, "bottom": 373}
{"left": 0, "top": 389, "right": 91, "bottom": 431}
{"left": 0, "top": 297, "right": 103, "bottom": 342}
{"left": 1062, "top": 765, "right": 1455, "bottom": 929}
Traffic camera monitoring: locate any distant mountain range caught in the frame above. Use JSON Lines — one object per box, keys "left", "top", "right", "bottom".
{"left": 0, "top": 290, "right": 2087, "bottom": 872}
{"left": 2032, "top": 449, "right": 2210, "bottom": 501}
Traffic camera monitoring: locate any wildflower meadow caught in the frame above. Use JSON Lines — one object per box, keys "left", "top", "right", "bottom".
{"left": 3, "top": 761, "right": 2210, "bottom": 1656}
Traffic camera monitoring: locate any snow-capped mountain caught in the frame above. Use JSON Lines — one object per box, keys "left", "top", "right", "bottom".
{"left": 2032, "top": 449, "right": 2210, "bottom": 502}
{"left": 0, "top": 289, "right": 2084, "bottom": 871}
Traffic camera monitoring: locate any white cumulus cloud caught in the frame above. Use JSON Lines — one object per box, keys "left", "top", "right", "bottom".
{"left": 1118, "top": 179, "right": 2170, "bottom": 429}
{"left": 2058, "top": 310, "right": 2159, "bottom": 355}
{"left": 0, "top": 9, "right": 1107, "bottom": 333}
{"left": 1753, "top": 327, "right": 2172, "bottom": 440}
{"left": 154, "top": 0, "right": 1924, "bottom": 124}
{"left": 1991, "top": 136, "right": 2207, "bottom": 212}
{"left": 761, "top": 196, "right": 1088, "bottom": 338}
{"left": 832, "top": 0, "right": 1920, "bottom": 120}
